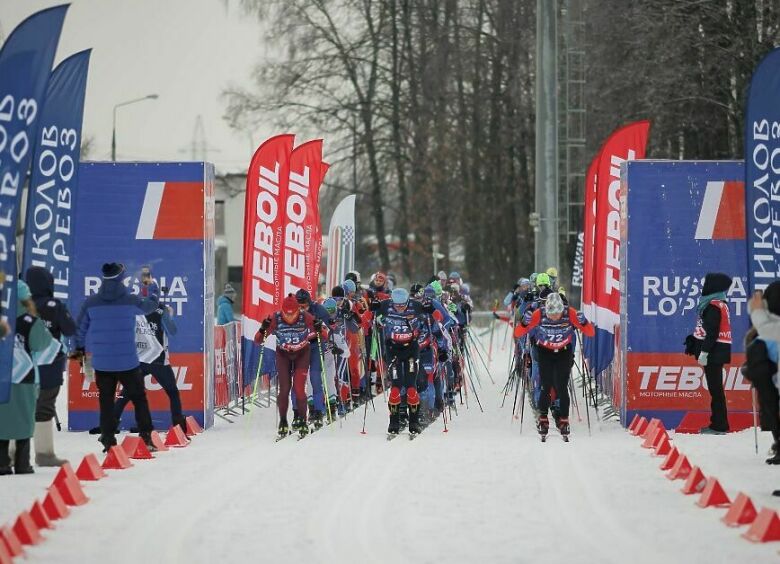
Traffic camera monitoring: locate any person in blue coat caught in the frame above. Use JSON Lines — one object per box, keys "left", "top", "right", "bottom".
{"left": 217, "top": 283, "right": 237, "bottom": 325}
{"left": 74, "top": 263, "right": 159, "bottom": 452}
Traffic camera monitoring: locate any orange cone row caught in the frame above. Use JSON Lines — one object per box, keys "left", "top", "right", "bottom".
{"left": 628, "top": 415, "right": 780, "bottom": 544}
{"left": 0, "top": 422, "right": 203, "bottom": 561}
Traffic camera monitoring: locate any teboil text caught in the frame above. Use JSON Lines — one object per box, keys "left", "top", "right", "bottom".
{"left": 81, "top": 366, "right": 192, "bottom": 392}
{"left": 251, "top": 162, "right": 282, "bottom": 307}
{"left": 284, "top": 164, "right": 311, "bottom": 295}
{"left": 603, "top": 150, "right": 635, "bottom": 296}
{"left": 637, "top": 365, "right": 750, "bottom": 395}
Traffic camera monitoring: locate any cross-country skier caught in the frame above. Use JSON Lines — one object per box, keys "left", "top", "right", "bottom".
{"left": 515, "top": 292, "right": 594, "bottom": 440}
{"left": 295, "top": 289, "right": 334, "bottom": 428}
{"left": 255, "top": 294, "right": 325, "bottom": 438}
{"left": 376, "top": 288, "right": 427, "bottom": 436}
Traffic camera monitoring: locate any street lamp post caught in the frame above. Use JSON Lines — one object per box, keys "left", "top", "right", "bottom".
{"left": 111, "top": 94, "right": 159, "bottom": 161}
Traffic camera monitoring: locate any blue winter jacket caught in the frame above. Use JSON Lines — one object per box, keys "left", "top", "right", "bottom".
{"left": 217, "top": 295, "right": 235, "bottom": 325}
{"left": 75, "top": 279, "right": 159, "bottom": 371}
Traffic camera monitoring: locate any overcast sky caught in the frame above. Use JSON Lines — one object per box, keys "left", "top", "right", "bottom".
{"left": 0, "top": 0, "right": 273, "bottom": 173}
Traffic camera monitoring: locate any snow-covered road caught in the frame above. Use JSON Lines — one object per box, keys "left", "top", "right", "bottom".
{"left": 2, "top": 348, "right": 780, "bottom": 563}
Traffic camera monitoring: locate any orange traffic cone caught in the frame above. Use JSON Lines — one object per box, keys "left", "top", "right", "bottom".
{"left": 666, "top": 455, "right": 692, "bottom": 480}
{"left": 29, "top": 500, "right": 54, "bottom": 530}
{"left": 42, "top": 486, "right": 70, "bottom": 520}
{"left": 742, "top": 508, "right": 780, "bottom": 542}
{"left": 54, "top": 475, "right": 89, "bottom": 506}
{"left": 185, "top": 416, "right": 203, "bottom": 436}
{"left": 654, "top": 436, "right": 672, "bottom": 456}
{"left": 680, "top": 466, "right": 707, "bottom": 495}
{"left": 13, "top": 511, "right": 42, "bottom": 545}
{"left": 150, "top": 431, "right": 169, "bottom": 451}
{"left": 121, "top": 436, "right": 154, "bottom": 460}
{"left": 631, "top": 417, "right": 648, "bottom": 436}
{"left": 659, "top": 447, "right": 680, "bottom": 470}
{"left": 0, "top": 526, "right": 24, "bottom": 558}
{"left": 102, "top": 445, "right": 133, "bottom": 470}
{"left": 722, "top": 493, "right": 758, "bottom": 527}
{"left": 76, "top": 454, "right": 107, "bottom": 480}
{"left": 164, "top": 425, "right": 190, "bottom": 447}
{"left": 695, "top": 478, "right": 731, "bottom": 508}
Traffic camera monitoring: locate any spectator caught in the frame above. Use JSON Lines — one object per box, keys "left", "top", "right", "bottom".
{"left": 747, "top": 284, "right": 780, "bottom": 464}
{"left": 687, "top": 272, "right": 732, "bottom": 434}
{"left": 217, "top": 283, "right": 237, "bottom": 325}
{"left": 25, "top": 266, "right": 76, "bottom": 467}
{"left": 75, "top": 263, "right": 159, "bottom": 452}
{"left": 0, "top": 280, "right": 54, "bottom": 475}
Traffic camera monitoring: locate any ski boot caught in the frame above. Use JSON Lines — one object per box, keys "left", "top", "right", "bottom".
{"left": 310, "top": 410, "right": 324, "bottom": 431}
{"left": 351, "top": 388, "right": 362, "bottom": 408}
{"left": 277, "top": 419, "right": 290, "bottom": 440}
{"left": 557, "top": 418, "right": 570, "bottom": 442}
{"left": 140, "top": 433, "right": 159, "bottom": 453}
{"left": 387, "top": 387, "right": 402, "bottom": 438}
{"left": 293, "top": 417, "right": 309, "bottom": 439}
{"left": 537, "top": 416, "right": 549, "bottom": 442}
{"left": 408, "top": 407, "right": 422, "bottom": 436}
{"left": 766, "top": 441, "right": 780, "bottom": 465}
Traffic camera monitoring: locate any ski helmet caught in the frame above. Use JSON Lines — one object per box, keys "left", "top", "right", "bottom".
{"left": 449, "top": 271, "right": 461, "bottom": 280}
{"left": 323, "top": 297, "right": 337, "bottom": 315}
{"left": 331, "top": 285, "right": 345, "bottom": 298}
{"left": 546, "top": 267, "right": 558, "bottom": 278}
{"left": 536, "top": 273, "right": 551, "bottom": 287}
{"left": 545, "top": 292, "right": 565, "bottom": 316}
{"left": 430, "top": 280, "right": 443, "bottom": 298}
{"left": 423, "top": 285, "right": 436, "bottom": 300}
{"left": 370, "top": 271, "right": 387, "bottom": 288}
{"left": 295, "top": 288, "right": 311, "bottom": 305}
{"left": 391, "top": 287, "right": 410, "bottom": 306}
{"left": 518, "top": 278, "right": 530, "bottom": 290}
{"left": 342, "top": 279, "right": 357, "bottom": 295}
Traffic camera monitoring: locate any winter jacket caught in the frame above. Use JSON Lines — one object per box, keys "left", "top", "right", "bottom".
{"left": 217, "top": 295, "right": 235, "bottom": 325}
{"left": 694, "top": 302, "right": 732, "bottom": 365}
{"left": 26, "top": 267, "right": 76, "bottom": 389}
{"left": 0, "top": 309, "right": 53, "bottom": 440}
{"left": 75, "top": 278, "right": 159, "bottom": 372}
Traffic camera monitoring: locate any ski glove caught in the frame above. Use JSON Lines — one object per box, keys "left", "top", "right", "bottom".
{"left": 332, "top": 346, "right": 344, "bottom": 355}
{"left": 314, "top": 319, "right": 324, "bottom": 331}
{"left": 698, "top": 352, "right": 709, "bottom": 367}
{"left": 437, "top": 350, "right": 448, "bottom": 362}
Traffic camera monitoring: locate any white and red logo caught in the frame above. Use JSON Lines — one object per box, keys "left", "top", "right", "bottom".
{"left": 136, "top": 181, "right": 204, "bottom": 240}
{"left": 694, "top": 181, "right": 745, "bottom": 240}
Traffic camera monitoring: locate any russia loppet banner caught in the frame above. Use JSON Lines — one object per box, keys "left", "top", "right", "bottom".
{"left": 745, "top": 47, "right": 780, "bottom": 293}
{"left": 68, "top": 162, "right": 216, "bottom": 430}
{"left": 326, "top": 195, "right": 356, "bottom": 294}
{"left": 621, "top": 161, "right": 749, "bottom": 429}
{"left": 587, "top": 120, "right": 650, "bottom": 379}
{"left": 241, "top": 134, "right": 294, "bottom": 387}
{"left": 0, "top": 5, "right": 69, "bottom": 404}
{"left": 22, "top": 49, "right": 91, "bottom": 303}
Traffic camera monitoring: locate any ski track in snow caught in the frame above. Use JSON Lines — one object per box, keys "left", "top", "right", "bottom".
{"left": 1, "top": 343, "right": 780, "bottom": 563}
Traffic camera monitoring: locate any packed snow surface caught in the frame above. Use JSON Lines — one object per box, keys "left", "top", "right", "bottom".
{"left": 2, "top": 341, "right": 779, "bottom": 563}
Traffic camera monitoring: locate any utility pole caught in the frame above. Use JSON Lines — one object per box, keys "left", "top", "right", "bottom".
{"left": 534, "top": 0, "right": 559, "bottom": 272}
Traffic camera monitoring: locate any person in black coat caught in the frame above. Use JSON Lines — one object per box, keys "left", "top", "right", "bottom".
{"left": 25, "top": 266, "right": 76, "bottom": 466}
{"left": 689, "top": 272, "right": 733, "bottom": 434}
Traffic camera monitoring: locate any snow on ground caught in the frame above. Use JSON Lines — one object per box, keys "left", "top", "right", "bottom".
{"left": 1, "top": 339, "right": 780, "bottom": 563}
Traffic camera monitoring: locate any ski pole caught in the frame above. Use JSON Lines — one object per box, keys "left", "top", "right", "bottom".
{"left": 316, "top": 331, "right": 333, "bottom": 425}
{"left": 519, "top": 366, "right": 527, "bottom": 432}
{"left": 488, "top": 299, "right": 498, "bottom": 364}
{"left": 752, "top": 387, "right": 759, "bottom": 455}
{"left": 467, "top": 330, "right": 495, "bottom": 385}
{"left": 511, "top": 366, "right": 521, "bottom": 423}
{"left": 568, "top": 376, "right": 582, "bottom": 422}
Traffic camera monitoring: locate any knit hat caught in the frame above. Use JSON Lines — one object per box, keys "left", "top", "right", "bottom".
{"left": 223, "top": 283, "right": 236, "bottom": 298}
{"left": 545, "top": 292, "right": 565, "bottom": 316}
{"left": 295, "top": 289, "right": 312, "bottom": 304}
{"left": 323, "top": 297, "right": 337, "bottom": 315}
{"left": 342, "top": 279, "right": 357, "bottom": 295}
{"left": 536, "top": 273, "right": 551, "bottom": 287}
{"left": 282, "top": 294, "right": 299, "bottom": 315}
{"left": 101, "top": 262, "right": 125, "bottom": 279}
{"left": 17, "top": 279, "right": 32, "bottom": 304}
{"left": 331, "top": 285, "right": 345, "bottom": 298}
{"left": 701, "top": 272, "right": 731, "bottom": 296}
{"left": 430, "top": 280, "right": 443, "bottom": 297}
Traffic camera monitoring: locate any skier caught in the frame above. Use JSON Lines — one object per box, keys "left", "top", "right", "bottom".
{"left": 515, "top": 292, "right": 594, "bottom": 440}
{"left": 295, "top": 289, "right": 334, "bottom": 427}
{"left": 687, "top": 272, "right": 732, "bottom": 434}
{"left": 376, "top": 288, "right": 427, "bottom": 436}
{"left": 254, "top": 294, "right": 324, "bottom": 438}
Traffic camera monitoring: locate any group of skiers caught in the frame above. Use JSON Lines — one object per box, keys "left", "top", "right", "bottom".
{"left": 500, "top": 268, "right": 594, "bottom": 441}
{"left": 254, "top": 270, "right": 475, "bottom": 440}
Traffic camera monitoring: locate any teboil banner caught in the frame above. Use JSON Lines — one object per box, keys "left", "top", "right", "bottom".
{"left": 745, "top": 47, "right": 780, "bottom": 292}
{"left": 584, "top": 120, "right": 650, "bottom": 381}
{"left": 326, "top": 195, "right": 356, "bottom": 294}
{"left": 620, "top": 160, "right": 749, "bottom": 429}
{"left": 241, "top": 135, "right": 326, "bottom": 386}
{"left": 22, "top": 49, "right": 91, "bottom": 303}
{"left": 0, "top": 5, "right": 68, "bottom": 405}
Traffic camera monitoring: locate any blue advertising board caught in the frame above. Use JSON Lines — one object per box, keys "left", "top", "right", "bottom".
{"left": 68, "top": 162, "right": 215, "bottom": 430}
{"left": 621, "top": 161, "right": 751, "bottom": 428}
